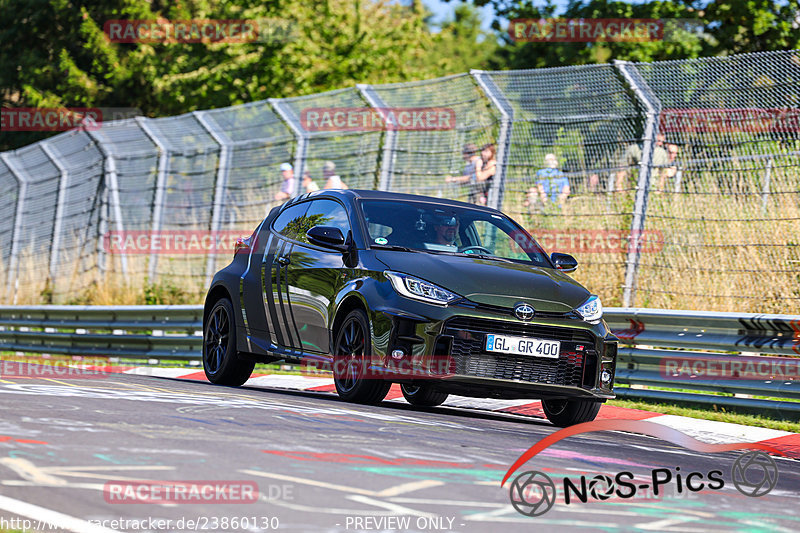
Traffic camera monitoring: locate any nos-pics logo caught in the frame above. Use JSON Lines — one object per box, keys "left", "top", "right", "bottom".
{"left": 502, "top": 419, "right": 783, "bottom": 517}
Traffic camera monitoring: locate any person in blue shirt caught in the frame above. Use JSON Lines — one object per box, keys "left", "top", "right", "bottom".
{"left": 526, "top": 153, "right": 570, "bottom": 213}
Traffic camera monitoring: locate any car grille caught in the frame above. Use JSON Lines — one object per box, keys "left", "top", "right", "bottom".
{"left": 445, "top": 317, "right": 595, "bottom": 343}
{"left": 462, "top": 302, "right": 581, "bottom": 321}
{"left": 442, "top": 317, "right": 596, "bottom": 387}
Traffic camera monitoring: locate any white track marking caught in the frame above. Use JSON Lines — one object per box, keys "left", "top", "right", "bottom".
{"left": 374, "top": 479, "right": 445, "bottom": 497}
{"left": 0, "top": 458, "right": 66, "bottom": 485}
{"left": 0, "top": 494, "right": 122, "bottom": 533}
{"left": 241, "top": 469, "right": 441, "bottom": 499}
{"left": 346, "top": 494, "right": 437, "bottom": 517}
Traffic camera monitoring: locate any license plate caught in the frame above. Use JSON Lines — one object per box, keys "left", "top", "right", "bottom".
{"left": 485, "top": 334, "right": 560, "bottom": 358}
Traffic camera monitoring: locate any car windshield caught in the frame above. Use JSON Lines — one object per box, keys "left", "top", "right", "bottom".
{"left": 359, "top": 199, "right": 551, "bottom": 267}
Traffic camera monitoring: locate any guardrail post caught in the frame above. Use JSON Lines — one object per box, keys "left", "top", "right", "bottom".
{"left": 194, "top": 111, "right": 233, "bottom": 284}
{"left": 269, "top": 99, "right": 306, "bottom": 199}
{"left": 471, "top": 70, "right": 513, "bottom": 211}
{"left": 39, "top": 142, "right": 69, "bottom": 287}
{"left": 135, "top": 117, "right": 169, "bottom": 282}
{"left": 356, "top": 84, "right": 396, "bottom": 191}
{"left": 614, "top": 61, "right": 662, "bottom": 308}
{"left": 86, "top": 126, "right": 128, "bottom": 278}
{"left": 0, "top": 153, "right": 28, "bottom": 304}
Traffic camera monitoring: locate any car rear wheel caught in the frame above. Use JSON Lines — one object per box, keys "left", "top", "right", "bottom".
{"left": 401, "top": 384, "right": 448, "bottom": 407}
{"left": 332, "top": 309, "right": 390, "bottom": 405}
{"left": 203, "top": 298, "right": 254, "bottom": 386}
{"left": 542, "top": 398, "right": 602, "bottom": 427}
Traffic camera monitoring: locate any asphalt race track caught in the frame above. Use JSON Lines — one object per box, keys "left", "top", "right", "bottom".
{"left": 0, "top": 371, "right": 798, "bottom": 532}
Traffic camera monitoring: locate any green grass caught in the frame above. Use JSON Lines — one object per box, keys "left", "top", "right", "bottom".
{"left": 608, "top": 398, "right": 800, "bottom": 433}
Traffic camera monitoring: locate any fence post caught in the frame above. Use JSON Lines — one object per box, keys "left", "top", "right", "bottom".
{"left": 356, "top": 84, "right": 396, "bottom": 191}
{"left": 39, "top": 142, "right": 69, "bottom": 285}
{"left": 194, "top": 111, "right": 232, "bottom": 284}
{"left": 761, "top": 157, "right": 773, "bottom": 214}
{"left": 269, "top": 99, "right": 306, "bottom": 199}
{"left": 86, "top": 127, "right": 129, "bottom": 278}
{"left": 135, "top": 117, "right": 169, "bottom": 282}
{"left": 0, "top": 153, "right": 27, "bottom": 304}
{"left": 471, "top": 70, "right": 513, "bottom": 211}
{"left": 614, "top": 60, "right": 662, "bottom": 308}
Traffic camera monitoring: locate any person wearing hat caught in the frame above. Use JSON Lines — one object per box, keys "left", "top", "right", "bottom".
{"left": 274, "top": 162, "right": 296, "bottom": 202}
{"left": 322, "top": 161, "right": 348, "bottom": 190}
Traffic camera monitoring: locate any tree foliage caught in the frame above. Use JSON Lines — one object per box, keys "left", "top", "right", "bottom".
{"left": 471, "top": 0, "right": 799, "bottom": 69}
{"left": 2, "top": 0, "right": 797, "bottom": 151}
{"left": 0, "top": 0, "right": 438, "bottom": 149}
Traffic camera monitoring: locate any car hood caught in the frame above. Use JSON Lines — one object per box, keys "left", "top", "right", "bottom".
{"left": 374, "top": 251, "right": 591, "bottom": 313}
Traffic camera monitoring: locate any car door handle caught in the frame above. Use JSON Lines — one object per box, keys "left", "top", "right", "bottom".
{"left": 276, "top": 255, "right": 290, "bottom": 266}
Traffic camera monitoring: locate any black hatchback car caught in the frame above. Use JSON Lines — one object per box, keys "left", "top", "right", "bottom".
{"left": 203, "top": 190, "right": 617, "bottom": 426}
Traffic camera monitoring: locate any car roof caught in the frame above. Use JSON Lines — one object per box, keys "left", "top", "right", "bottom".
{"left": 300, "top": 189, "right": 500, "bottom": 213}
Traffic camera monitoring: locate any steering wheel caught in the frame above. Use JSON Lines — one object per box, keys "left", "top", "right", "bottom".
{"left": 459, "top": 245, "right": 492, "bottom": 255}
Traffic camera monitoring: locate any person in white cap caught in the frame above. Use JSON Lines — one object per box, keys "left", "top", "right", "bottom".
{"left": 274, "top": 162, "right": 296, "bottom": 202}
{"left": 322, "top": 160, "right": 348, "bottom": 190}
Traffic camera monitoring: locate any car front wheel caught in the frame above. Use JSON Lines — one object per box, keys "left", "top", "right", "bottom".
{"left": 332, "top": 309, "right": 390, "bottom": 405}
{"left": 203, "top": 298, "right": 254, "bottom": 386}
{"left": 542, "top": 398, "right": 602, "bottom": 427}
{"left": 401, "top": 384, "right": 448, "bottom": 407}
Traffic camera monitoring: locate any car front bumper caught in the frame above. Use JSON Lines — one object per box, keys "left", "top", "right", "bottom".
{"left": 369, "top": 298, "right": 618, "bottom": 401}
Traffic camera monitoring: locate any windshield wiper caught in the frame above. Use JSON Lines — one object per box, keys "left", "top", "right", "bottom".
{"left": 370, "top": 244, "right": 415, "bottom": 252}
{"left": 459, "top": 253, "right": 512, "bottom": 263}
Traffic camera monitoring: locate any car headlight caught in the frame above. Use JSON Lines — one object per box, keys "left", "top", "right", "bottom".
{"left": 384, "top": 271, "right": 460, "bottom": 306}
{"left": 575, "top": 295, "right": 602, "bottom": 323}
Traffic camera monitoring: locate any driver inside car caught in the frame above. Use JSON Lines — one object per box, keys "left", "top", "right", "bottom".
{"left": 427, "top": 214, "right": 460, "bottom": 251}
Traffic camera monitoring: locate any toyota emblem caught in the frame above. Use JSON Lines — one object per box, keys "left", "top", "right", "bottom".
{"left": 514, "top": 303, "right": 535, "bottom": 321}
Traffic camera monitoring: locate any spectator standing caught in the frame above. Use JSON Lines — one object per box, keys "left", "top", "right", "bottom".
{"left": 322, "top": 161, "right": 348, "bottom": 189}
{"left": 658, "top": 143, "right": 681, "bottom": 191}
{"left": 616, "top": 143, "right": 641, "bottom": 191}
{"left": 650, "top": 134, "right": 669, "bottom": 191}
{"left": 475, "top": 143, "right": 497, "bottom": 205}
{"left": 274, "top": 162, "right": 295, "bottom": 202}
{"left": 445, "top": 143, "right": 484, "bottom": 204}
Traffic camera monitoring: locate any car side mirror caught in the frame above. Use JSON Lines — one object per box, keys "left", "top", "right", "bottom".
{"left": 306, "top": 226, "right": 347, "bottom": 251}
{"left": 551, "top": 252, "right": 578, "bottom": 272}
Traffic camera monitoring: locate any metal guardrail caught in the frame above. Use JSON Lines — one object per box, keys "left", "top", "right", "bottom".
{"left": 1, "top": 305, "right": 798, "bottom": 415}
{"left": 604, "top": 308, "right": 800, "bottom": 416}
{"left": 0, "top": 305, "right": 202, "bottom": 359}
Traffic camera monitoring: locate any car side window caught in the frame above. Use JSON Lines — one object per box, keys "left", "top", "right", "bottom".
{"left": 303, "top": 199, "right": 351, "bottom": 243}
{"left": 272, "top": 202, "right": 311, "bottom": 242}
